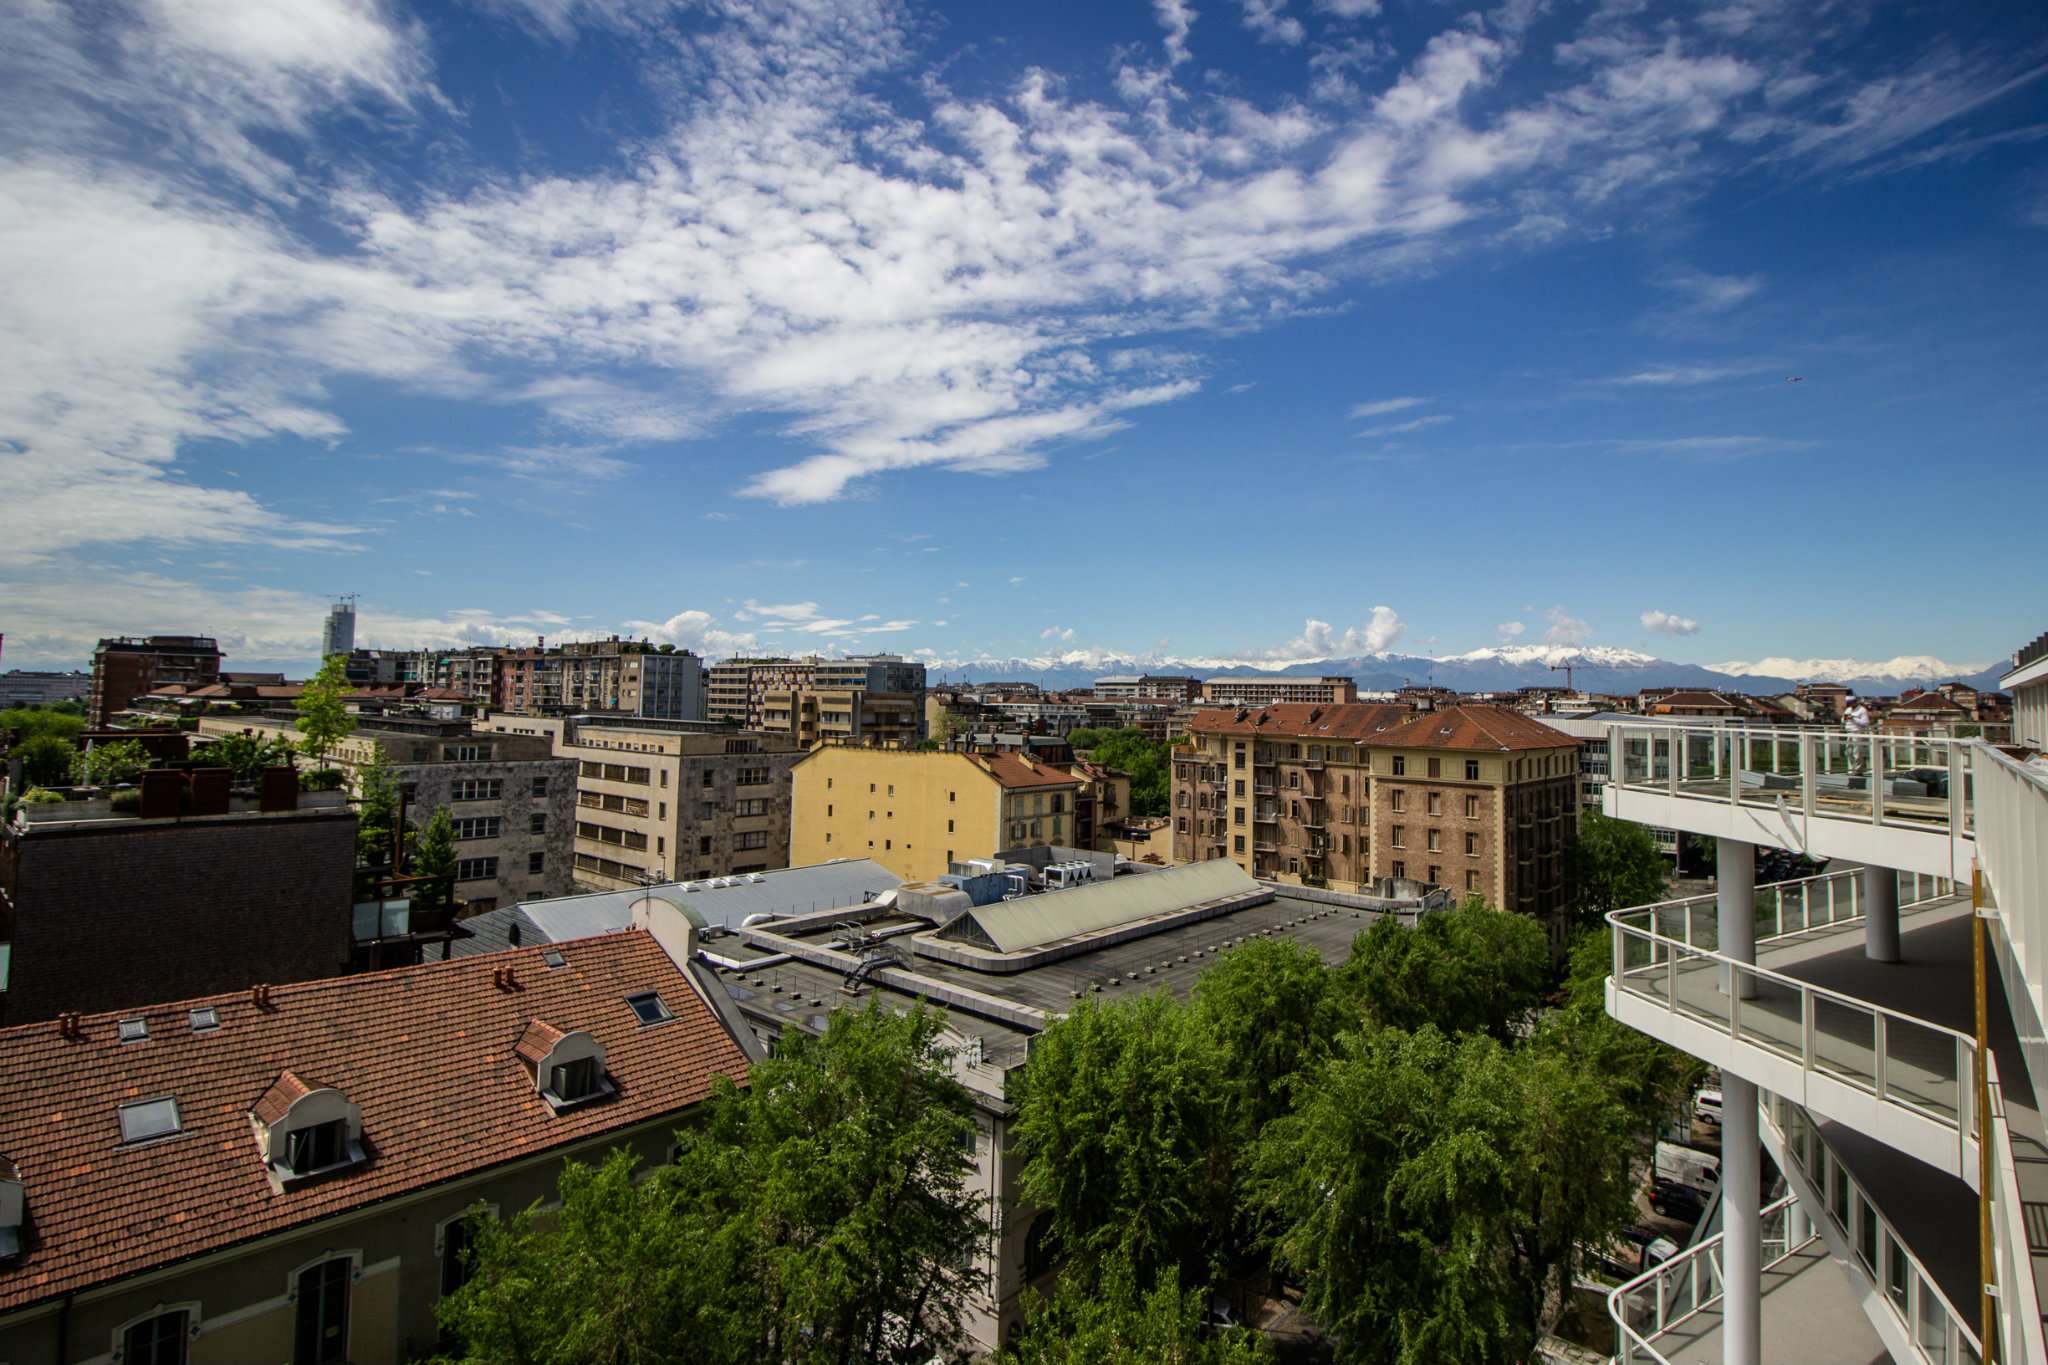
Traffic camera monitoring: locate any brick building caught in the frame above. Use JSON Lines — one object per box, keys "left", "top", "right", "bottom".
{"left": 88, "top": 635, "right": 222, "bottom": 727}
{"left": 1169, "top": 702, "right": 1579, "bottom": 936}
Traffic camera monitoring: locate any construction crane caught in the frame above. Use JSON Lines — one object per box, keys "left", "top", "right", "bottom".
{"left": 1550, "top": 660, "right": 1575, "bottom": 692}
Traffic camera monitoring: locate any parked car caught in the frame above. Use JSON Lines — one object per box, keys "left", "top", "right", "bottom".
{"left": 1648, "top": 1178, "right": 1708, "bottom": 1223}
{"left": 1640, "top": 1236, "right": 1680, "bottom": 1271}
{"left": 1655, "top": 1140, "right": 1720, "bottom": 1194}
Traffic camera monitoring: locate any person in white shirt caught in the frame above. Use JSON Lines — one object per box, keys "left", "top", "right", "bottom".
{"left": 1843, "top": 700, "right": 1872, "bottom": 773}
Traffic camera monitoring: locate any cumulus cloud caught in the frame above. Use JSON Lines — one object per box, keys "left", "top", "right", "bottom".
{"left": 1040, "top": 625, "right": 1076, "bottom": 642}
{"left": 1264, "top": 607, "right": 1404, "bottom": 661}
{"left": 1543, "top": 606, "right": 1592, "bottom": 645}
{"left": 1641, "top": 609, "right": 1701, "bottom": 635}
{"left": 1497, "top": 620, "right": 1526, "bottom": 640}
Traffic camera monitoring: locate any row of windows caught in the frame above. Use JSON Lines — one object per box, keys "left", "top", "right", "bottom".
{"left": 577, "top": 821, "right": 649, "bottom": 852}
{"left": 575, "top": 851, "right": 644, "bottom": 880}
{"left": 453, "top": 816, "right": 501, "bottom": 841}
{"left": 1388, "top": 827, "right": 1483, "bottom": 855}
{"left": 450, "top": 779, "right": 501, "bottom": 803}
{"left": 579, "top": 790, "right": 649, "bottom": 818}
{"left": 455, "top": 856, "right": 498, "bottom": 882}
{"left": 579, "top": 760, "right": 652, "bottom": 785}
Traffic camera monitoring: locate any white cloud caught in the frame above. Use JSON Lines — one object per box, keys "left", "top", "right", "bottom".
{"left": 1240, "top": 0, "right": 1305, "bottom": 46}
{"left": 1315, "top": 0, "right": 1380, "bottom": 15}
{"left": 1656, "top": 267, "right": 1764, "bottom": 313}
{"left": 1641, "top": 609, "right": 1701, "bottom": 636}
{"left": 1040, "top": 625, "right": 1076, "bottom": 642}
{"left": 1349, "top": 395, "right": 1432, "bottom": 419}
{"left": 1257, "top": 608, "right": 1404, "bottom": 662}
{"left": 2, "top": 0, "right": 2035, "bottom": 551}
{"left": 1608, "top": 360, "right": 1781, "bottom": 386}
{"left": 1543, "top": 606, "right": 1592, "bottom": 645}
{"left": 1497, "top": 620, "right": 1526, "bottom": 640}
{"left": 1008, "top": 576, "right": 1026, "bottom": 586}
{"left": 1355, "top": 413, "right": 1452, "bottom": 438}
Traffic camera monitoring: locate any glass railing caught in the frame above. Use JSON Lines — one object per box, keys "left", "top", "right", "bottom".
{"left": 1985, "top": 1051, "right": 2048, "bottom": 1365}
{"left": 1608, "top": 1191, "right": 1805, "bottom": 1364}
{"left": 1608, "top": 871, "right": 1977, "bottom": 1164}
{"left": 1768, "top": 1094, "right": 1983, "bottom": 1365}
{"left": 1973, "top": 744, "right": 2048, "bottom": 1038}
{"left": 1609, "top": 723, "right": 1975, "bottom": 837}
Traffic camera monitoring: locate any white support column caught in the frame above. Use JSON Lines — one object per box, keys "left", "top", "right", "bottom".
{"left": 1718, "top": 838, "right": 1756, "bottom": 999}
{"left": 1721, "top": 1074, "right": 1763, "bottom": 1365}
{"left": 1863, "top": 864, "right": 1900, "bottom": 963}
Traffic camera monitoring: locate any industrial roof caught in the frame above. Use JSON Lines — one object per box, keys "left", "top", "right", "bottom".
{"left": 949, "top": 859, "right": 1260, "bottom": 954}
{"left": 455, "top": 859, "right": 903, "bottom": 956}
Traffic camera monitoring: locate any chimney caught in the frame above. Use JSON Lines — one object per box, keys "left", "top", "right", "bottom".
{"left": 56, "top": 1012, "right": 81, "bottom": 1039}
{"left": 250, "top": 983, "right": 273, "bottom": 1010}
{"left": 188, "top": 767, "right": 232, "bottom": 817}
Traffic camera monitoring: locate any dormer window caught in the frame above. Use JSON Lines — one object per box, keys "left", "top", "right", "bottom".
{"left": 515, "top": 1020, "right": 613, "bottom": 1112}
{"left": 252, "top": 1071, "right": 365, "bottom": 1188}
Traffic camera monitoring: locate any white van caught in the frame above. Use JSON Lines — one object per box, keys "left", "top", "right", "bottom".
{"left": 1655, "top": 1141, "right": 1720, "bottom": 1195}
{"left": 1693, "top": 1087, "right": 1723, "bottom": 1126}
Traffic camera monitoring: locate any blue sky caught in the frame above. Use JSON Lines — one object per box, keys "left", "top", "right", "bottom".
{"left": 2, "top": 0, "right": 2044, "bottom": 676}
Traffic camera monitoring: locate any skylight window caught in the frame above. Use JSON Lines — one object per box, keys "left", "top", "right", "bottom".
{"left": 189, "top": 1006, "right": 219, "bottom": 1032}
{"left": 626, "top": 992, "right": 673, "bottom": 1025}
{"left": 118, "top": 1097, "right": 181, "bottom": 1144}
{"left": 542, "top": 948, "right": 566, "bottom": 969}
{"left": 117, "top": 1017, "right": 148, "bottom": 1043}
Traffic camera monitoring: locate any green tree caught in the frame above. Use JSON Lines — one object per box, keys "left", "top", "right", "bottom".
{"left": 1541, "top": 927, "right": 1701, "bottom": 1140}
{"left": 1191, "top": 938, "right": 1345, "bottom": 1134}
{"left": 411, "top": 806, "right": 458, "bottom": 917}
{"left": 1337, "top": 899, "right": 1549, "bottom": 1039}
{"left": 354, "top": 747, "right": 401, "bottom": 865}
{"left": 1565, "top": 809, "right": 1668, "bottom": 928}
{"left": 16, "top": 733, "right": 77, "bottom": 787}
{"left": 205, "top": 731, "right": 291, "bottom": 782}
{"left": 294, "top": 654, "right": 356, "bottom": 768}
{"left": 1, "top": 707, "right": 84, "bottom": 746}
{"left": 997, "top": 1252, "right": 1272, "bottom": 1365}
{"left": 1250, "top": 1022, "right": 1641, "bottom": 1365}
{"left": 1065, "top": 727, "right": 1170, "bottom": 817}
{"left": 434, "top": 1001, "right": 983, "bottom": 1365}
{"left": 1012, "top": 993, "right": 1235, "bottom": 1289}
{"left": 77, "top": 738, "right": 150, "bottom": 787}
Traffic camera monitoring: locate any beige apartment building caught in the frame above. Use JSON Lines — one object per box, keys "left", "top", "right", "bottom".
{"left": 759, "top": 687, "right": 922, "bottom": 747}
{"left": 789, "top": 747, "right": 1081, "bottom": 882}
{"left": 195, "top": 713, "right": 576, "bottom": 911}
{"left": 1201, "top": 675, "right": 1360, "bottom": 708}
{"left": 706, "top": 655, "right": 927, "bottom": 734}
{"left": 477, "top": 715, "right": 803, "bottom": 890}
{"left": 1170, "top": 703, "right": 1580, "bottom": 935}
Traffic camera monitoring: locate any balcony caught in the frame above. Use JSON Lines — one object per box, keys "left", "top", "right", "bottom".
{"left": 1608, "top": 1192, "right": 1888, "bottom": 1365}
{"left": 1607, "top": 867, "right": 1982, "bottom": 1183}
{"left": 1605, "top": 723, "right": 1975, "bottom": 878}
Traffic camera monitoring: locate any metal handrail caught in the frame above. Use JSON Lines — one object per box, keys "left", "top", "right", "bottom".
{"left": 1985, "top": 1051, "right": 2048, "bottom": 1365}
{"left": 1606, "top": 876, "right": 1979, "bottom": 1153}
{"left": 1608, "top": 866, "right": 1954, "bottom": 952}
{"left": 1766, "top": 1094, "right": 1985, "bottom": 1363}
{"left": 1607, "top": 1191, "right": 1805, "bottom": 1363}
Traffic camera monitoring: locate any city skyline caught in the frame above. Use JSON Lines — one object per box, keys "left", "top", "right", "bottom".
{"left": 3, "top": 1, "right": 2044, "bottom": 671}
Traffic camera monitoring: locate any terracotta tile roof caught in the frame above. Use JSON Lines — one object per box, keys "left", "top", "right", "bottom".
{"left": 1889, "top": 692, "right": 1968, "bottom": 713}
{"left": 1368, "top": 705, "right": 1579, "bottom": 752}
{"left": 514, "top": 1019, "right": 568, "bottom": 1067}
{"left": 974, "top": 753, "right": 1082, "bottom": 790}
{"left": 1184, "top": 702, "right": 1413, "bottom": 740}
{"left": 0, "top": 932, "right": 747, "bottom": 1311}
{"left": 251, "top": 1071, "right": 315, "bottom": 1126}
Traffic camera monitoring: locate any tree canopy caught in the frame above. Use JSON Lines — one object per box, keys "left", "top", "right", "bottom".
{"left": 410, "top": 806, "right": 458, "bottom": 917}
{"left": 1, "top": 707, "right": 83, "bottom": 746}
{"left": 77, "top": 738, "right": 150, "bottom": 787}
{"left": 1565, "top": 808, "right": 1669, "bottom": 928}
{"left": 294, "top": 654, "right": 356, "bottom": 767}
{"left": 433, "top": 1002, "right": 984, "bottom": 1365}
{"left": 205, "top": 731, "right": 293, "bottom": 782}
{"left": 1065, "top": 727, "right": 1170, "bottom": 816}
{"left": 997, "top": 1250, "right": 1272, "bottom": 1365}
{"left": 1336, "top": 897, "right": 1550, "bottom": 1038}
{"left": 15, "top": 733, "right": 77, "bottom": 787}
{"left": 354, "top": 747, "right": 401, "bottom": 865}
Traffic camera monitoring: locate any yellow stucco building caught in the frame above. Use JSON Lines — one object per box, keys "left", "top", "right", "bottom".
{"left": 789, "top": 747, "right": 1082, "bottom": 882}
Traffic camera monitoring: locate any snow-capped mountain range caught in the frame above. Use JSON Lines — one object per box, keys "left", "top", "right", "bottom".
{"left": 927, "top": 645, "right": 2006, "bottom": 696}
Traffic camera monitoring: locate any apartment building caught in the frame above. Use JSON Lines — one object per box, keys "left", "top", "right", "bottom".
{"left": 1067, "top": 759, "right": 1131, "bottom": 852}
{"left": 0, "top": 916, "right": 752, "bottom": 1365}
{"left": 1201, "top": 674, "right": 1359, "bottom": 708}
{"left": 1169, "top": 703, "right": 1579, "bottom": 929}
{"left": 1596, "top": 623, "right": 2048, "bottom": 1365}
{"left": 705, "top": 655, "right": 927, "bottom": 733}
{"left": 788, "top": 746, "right": 1081, "bottom": 882}
{"left": 0, "top": 670, "right": 90, "bottom": 707}
{"left": 196, "top": 714, "right": 576, "bottom": 912}
{"left": 477, "top": 714, "right": 804, "bottom": 890}
{"left": 758, "top": 686, "right": 921, "bottom": 747}
{"left": 89, "top": 635, "right": 223, "bottom": 726}
{"left": 1093, "top": 674, "right": 1201, "bottom": 702}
